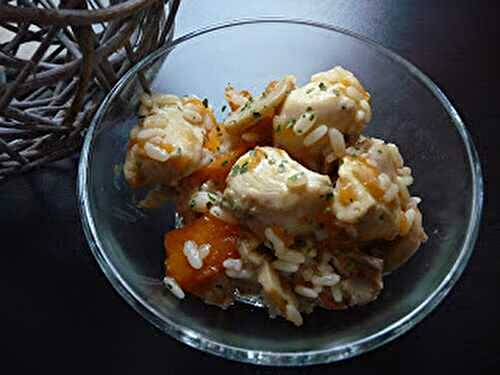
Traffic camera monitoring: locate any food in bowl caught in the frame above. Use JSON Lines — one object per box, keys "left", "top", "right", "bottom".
{"left": 123, "top": 66, "right": 427, "bottom": 326}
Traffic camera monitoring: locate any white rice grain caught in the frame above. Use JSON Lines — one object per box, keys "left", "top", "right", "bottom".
{"left": 223, "top": 258, "right": 242, "bottom": 271}
{"left": 264, "top": 227, "right": 285, "bottom": 254}
{"left": 397, "top": 175, "right": 414, "bottom": 187}
{"left": 272, "top": 260, "right": 299, "bottom": 273}
{"left": 225, "top": 269, "right": 254, "bottom": 279}
{"left": 383, "top": 183, "right": 399, "bottom": 203}
{"left": 144, "top": 142, "right": 170, "bottom": 162}
{"left": 136, "top": 128, "right": 167, "bottom": 140}
{"left": 405, "top": 208, "right": 416, "bottom": 229}
{"left": 182, "top": 108, "right": 203, "bottom": 124}
{"left": 318, "top": 263, "right": 334, "bottom": 275}
{"left": 360, "top": 99, "right": 370, "bottom": 111}
{"left": 285, "top": 303, "right": 303, "bottom": 326}
{"left": 312, "top": 274, "right": 340, "bottom": 286}
{"left": 346, "top": 85, "right": 363, "bottom": 101}
{"left": 304, "top": 125, "right": 328, "bottom": 147}
{"left": 209, "top": 206, "right": 238, "bottom": 224}
{"left": 377, "top": 173, "right": 391, "bottom": 190}
{"left": 183, "top": 240, "right": 202, "bottom": 269}
{"left": 163, "top": 276, "right": 185, "bottom": 299}
{"left": 331, "top": 284, "right": 343, "bottom": 303}
{"left": 294, "top": 285, "right": 319, "bottom": 299}
{"left": 302, "top": 268, "right": 314, "bottom": 282}
{"left": 198, "top": 244, "right": 211, "bottom": 259}
{"left": 276, "top": 250, "right": 305, "bottom": 264}
{"left": 355, "top": 109, "right": 366, "bottom": 123}
{"left": 293, "top": 113, "right": 316, "bottom": 135}
{"left": 328, "top": 128, "right": 346, "bottom": 158}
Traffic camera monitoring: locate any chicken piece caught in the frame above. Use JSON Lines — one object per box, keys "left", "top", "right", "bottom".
{"left": 273, "top": 66, "right": 371, "bottom": 171}
{"left": 223, "top": 75, "right": 296, "bottom": 136}
{"left": 124, "top": 94, "right": 215, "bottom": 188}
{"left": 332, "top": 136, "right": 427, "bottom": 268}
{"left": 258, "top": 260, "right": 302, "bottom": 326}
{"left": 223, "top": 146, "right": 334, "bottom": 237}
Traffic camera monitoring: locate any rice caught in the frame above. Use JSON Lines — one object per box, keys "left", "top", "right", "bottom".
{"left": 223, "top": 258, "right": 242, "bottom": 271}
{"left": 405, "top": 208, "right": 416, "bottom": 228}
{"left": 183, "top": 240, "right": 202, "bottom": 269}
{"left": 272, "top": 260, "right": 299, "bottom": 273}
{"left": 355, "top": 109, "right": 366, "bottom": 123}
{"left": 163, "top": 276, "right": 185, "bottom": 299}
{"left": 325, "top": 152, "right": 337, "bottom": 164}
{"left": 318, "top": 263, "right": 334, "bottom": 275}
{"left": 312, "top": 274, "right": 340, "bottom": 286}
{"left": 136, "top": 128, "right": 168, "bottom": 140}
{"left": 339, "top": 96, "right": 355, "bottom": 110}
{"left": 377, "top": 173, "right": 391, "bottom": 190}
{"left": 346, "top": 85, "right": 363, "bottom": 101}
{"left": 209, "top": 206, "right": 238, "bottom": 223}
{"left": 182, "top": 106, "right": 203, "bottom": 124}
{"left": 304, "top": 125, "right": 328, "bottom": 147}
{"left": 331, "top": 284, "right": 343, "bottom": 303}
{"left": 264, "top": 227, "right": 286, "bottom": 253}
{"left": 360, "top": 99, "right": 370, "bottom": 111}
{"left": 198, "top": 244, "right": 211, "bottom": 259}
{"left": 302, "top": 268, "right": 314, "bottom": 281}
{"left": 398, "top": 166, "right": 412, "bottom": 176}
{"left": 383, "top": 183, "right": 399, "bottom": 203}
{"left": 144, "top": 142, "right": 170, "bottom": 162}
{"left": 293, "top": 113, "right": 316, "bottom": 135}
{"left": 154, "top": 94, "right": 180, "bottom": 106}
{"left": 294, "top": 285, "right": 319, "bottom": 299}
{"left": 328, "top": 128, "right": 346, "bottom": 157}
{"left": 276, "top": 249, "right": 305, "bottom": 264}
{"left": 285, "top": 303, "right": 303, "bottom": 326}
{"left": 225, "top": 268, "right": 254, "bottom": 279}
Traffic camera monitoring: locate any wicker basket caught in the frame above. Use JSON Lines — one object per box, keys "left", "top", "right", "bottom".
{"left": 0, "top": 0, "right": 180, "bottom": 183}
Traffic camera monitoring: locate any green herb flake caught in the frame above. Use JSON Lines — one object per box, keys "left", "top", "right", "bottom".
{"left": 189, "top": 200, "right": 196, "bottom": 209}
{"left": 277, "top": 163, "right": 286, "bottom": 173}
{"left": 287, "top": 119, "right": 296, "bottom": 128}
{"left": 239, "top": 161, "right": 249, "bottom": 174}
{"left": 306, "top": 88, "right": 314, "bottom": 94}
{"left": 309, "top": 113, "right": 315, "bottom": 121}
{"left": 177, "top": 147, "right": 182, "bottom": 155}
{"left": 221, "top": 160, "right": 229, "bottom": 166}
{"left": 288, "top": 172, "right": 303, "bottom": 182}
{"left": 202, "top": 98, "right": 209, "bottom": 108}
{"left": 324, "top": 192, "right": 334, "bottom": 201}
{"left": 250, "top": 150, "right": 257, "bottom": 157}
{"left": 221, "top": 105, "right": 227, "bottom": 112}
{"left": 275, "top": 124, "right": 281, "bottom": 133}
{"left": 268, "top": 158, "right": 276, "bottom": 165}
{"left": 230, "top": 165, "right": 240, "bottom": 177}
{"left": 252, "top": 111, "right": 261, "bottom": 118}
{"left": 306, "top": 106, "right": 312, "bottom": 112}
{"left": 319, "top": 82, "right": 327, "bottom": 91}
{"left": 377, "top": 149, "right": 383, "bottom": 154}
{"left": 208, "top": 192, "right": 217, "bottom": 202}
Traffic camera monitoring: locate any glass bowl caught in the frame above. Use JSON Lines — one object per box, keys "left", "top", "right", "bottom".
{"left": 77, "top": 19, "right": 483, "bottom": 366}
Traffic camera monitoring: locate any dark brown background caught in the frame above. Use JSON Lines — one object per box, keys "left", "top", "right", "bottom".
{"left": 1, "top": 0, "right": 498, "bottom": 373}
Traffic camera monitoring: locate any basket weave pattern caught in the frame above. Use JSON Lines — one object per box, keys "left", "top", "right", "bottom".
{"left": 0, "top": 0, "right": 180, "bottom": 183}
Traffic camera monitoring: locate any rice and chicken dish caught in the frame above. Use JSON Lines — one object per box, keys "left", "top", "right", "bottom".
{"left": 123, "top": 66, "right": 427, "bottom": 326}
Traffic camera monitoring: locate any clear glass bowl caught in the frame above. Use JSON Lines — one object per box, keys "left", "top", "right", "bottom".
{"left": 78, "top": 19, "right": 483, "bottom": 366}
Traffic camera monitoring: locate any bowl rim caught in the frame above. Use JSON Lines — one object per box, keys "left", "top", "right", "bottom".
{"left": 77, "top": 18, "right": 484, "bottom": 366}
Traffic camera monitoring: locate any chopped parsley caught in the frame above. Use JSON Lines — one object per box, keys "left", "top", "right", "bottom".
{"left": 306, "top": 88, "right": 314, "bottom": 94}
{"left": 221, "top": 160, "right": 229, "bottom": 166}
{"left": 377, "top": 149, "right": 383, "bottom": 154}
{"left": 189, "top": 200, "right": 196, "bottom": 209}
{"left": 319, "top": 82, "right": 327, "bottom": 91}
{"left": 230, "top": 165, "right": 240, "bottom": 177}
{"left": 252, "top": 111, "right": 261, "bottom": 118}
{"left": 250, "top": 149, "right": 257, "bottom": 157}
{"left": 277, "top": 162, "right": 286, "bottom": 173}
{"left": 331, "top": 89, "right": 339, "bottom": 96}
{"left": 324, "top": 192, "right": 334, "bottom": 201}
{"left": 177, "top": 147, "right": 182, "bottom": 155}
{"left": 208, "top": 192, "right": 218, "bottom": 202}
{"left": 287, "top": 119, "right": 296, "bottom": 128}
{"left": 202, "top": 98, "right": 209, "bottom": 108}
{"left": 306, "top": 106, "right": 312, "bottom": 112}
{"left": 288, "top": 172, "right": 304, "bottom": 182}
{"left": 221, "top": 105, "right": 227, "bottom": 112}
{"left": 268, "top": 158, "right": 276, "bottom": 165}
{"left": 275, "top": 124, "right": 282, "bottom": 132}
{"left": 309, "top": 113, "right": 315, "bottom": 121}
{"left": 239, "top": 161, "right": 249, "bottom": 174}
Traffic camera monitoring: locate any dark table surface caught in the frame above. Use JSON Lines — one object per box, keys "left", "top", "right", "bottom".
{"left": 2, "top": 0, "right": 499, "bottom": 373}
